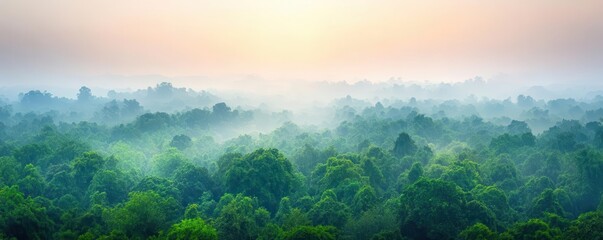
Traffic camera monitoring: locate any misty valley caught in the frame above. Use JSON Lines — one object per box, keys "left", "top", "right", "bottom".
{"left": 1, "top": 82, "right": 603, "bottom": 240}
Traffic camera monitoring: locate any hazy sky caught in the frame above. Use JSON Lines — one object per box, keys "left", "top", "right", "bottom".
{"left": 1, "top": 0, "right": 602, "bottom": 88}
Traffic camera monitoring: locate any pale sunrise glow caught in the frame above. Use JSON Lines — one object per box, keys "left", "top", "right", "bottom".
{"left": 1, "top": 1, "right": 602, "bottom": 85}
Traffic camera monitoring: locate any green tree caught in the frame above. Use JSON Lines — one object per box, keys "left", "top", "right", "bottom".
{"left": 407, "top": 162, "right": 424, "bottom": 183}
{"left": 46, "top": 167, "right": 76, "bottom": 199}
{"left": 225, "top": 148, "right": 298, "bottom": 211}
{"left": 550, "top": 132, "right": 576, "bottom": 153}
{"left": 564, "top": 211, "right": 603, "bottom": 240}
{"left": 471, "top": 185, "right": 512, "bottom": 225}
{"left": 106, "top": 191, "right": 181, "bottom": 239}
{"left": 490, "top": 133, "right": 535, "bottom": 153}
{"left": 170, "top": 134, "right": 192, "bottom": 150}
{"left": 365, "top": 146, "right": 400, "bottom": 184}
{"left": 13, "top": 143, "right": 50, "bottom": 166}
{"left": 465, "top": 200, "right": 496, "bottom": 230}
{"left": 441, "top": 160, "right": 481, "bottom": 190}
{"left": 501, "top": 219, "right": 555, "bottom": 240}
{"left": 0, "top": 186, "right": 53, "bottom": 240}
{"left": 292, "top": 144, "right": 337, "bottom": 176}
{"left": 361, "top": 157, "right": 386, "bottom": 190}
{"left": 343, "top": 202, "right": 399, "bottom": 240}
{"left": 507, "top": 120, "right": 531, "bottom": 135}
{"left": 393, "top": 132, "right": 417, "bottom": 158}
{"left": 152, "top": 148, "right": 190, "bottom": 178}
{"left": 400, "top": 178, "right": 468, "bottom": 240}
{"left": 0, "top": 156, "right": 21, "bottom": 187}
{"left": 315, "top": 157, "right": 366, "bottom": 204}
{"left": 281, "top": 208, "right": 312, "bottom": 231}
{"left": 135, "top": 112, "right": 172, "bottom": 132}
{"left": 574, "top": 148, "right": 603, "bottom": 211}
{"left": 88, "top": 169, "right": 132, "bottom": 205}
{"left": 459, "top": 223, "right": 496, "bottom": 240}
{"left": 77, "top": 86, "right": 93, "bottom": 102}
{"left": 279, "top": 225, "right": 337, "bottom": 240}
{"left": 215, "top": 194, "right": 266, "bottom": 240}
{"left": 180, "top": 108, "right": 211, "bottom": 128}
{"left": 17, "top": 163, "right": 46, "bottom": 196}
{"left": 212, "top": 102, "right": 232, "bottom": 121}
{"left": 166, "top": 218, "right": 218, "bottom": 240}
{"left": 352, "top": 185, "right": 378, "bottom": 214}
{"left": 173, "top": 163, "right": 215, "bottom": 205}
{"left": 529, "top": 188, "right": 565, "bottom": 218}
{"left": 309, "top": 192, "right": 351, "bottom": 228}
{"left": 275, "top": 197, "right": 293, "bottom": 224}
{"left": 132, "top": 176, "right": 181, "bottom": 201}
{"left": 514, "top": 176, "right": 555, "bottom": 210}
{"left": 483, "top": 155, "right": 519, "bottom": 191}
{"left": 184, "top": 203, "right": 202, "bottom": 219}
{"left": 71, "top": 152, "right": 105, "bottom": 190}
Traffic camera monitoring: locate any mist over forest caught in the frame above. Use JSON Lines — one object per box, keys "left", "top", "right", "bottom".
{"left": 1, "top": 78, "right": 603, "bottom": 239}
{"left": 3, "top": 0, "right": 603, "bottom": 238}
{"left": 3, "top": 78, "right": 603, "bottom": 132}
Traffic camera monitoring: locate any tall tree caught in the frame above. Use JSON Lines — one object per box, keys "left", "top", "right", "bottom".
{"left": 393, "top": 132, "right": 417, "bottom": 158}
{"left": 77, "top": 86, "right": 93, "bottom": 102}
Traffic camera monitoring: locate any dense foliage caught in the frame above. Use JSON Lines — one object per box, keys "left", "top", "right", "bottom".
{"left": 1, "top": 83, "right": 603, "bottom": 239}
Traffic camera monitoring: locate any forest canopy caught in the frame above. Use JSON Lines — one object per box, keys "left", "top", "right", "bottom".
{"left": 1, "top": 82, "right": 603, "bottom": 239}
